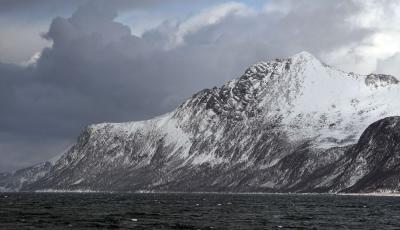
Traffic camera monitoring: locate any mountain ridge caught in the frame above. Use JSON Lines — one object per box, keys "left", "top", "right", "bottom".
{"left": 2, "top": 51, "right": 400, "bottom": 193}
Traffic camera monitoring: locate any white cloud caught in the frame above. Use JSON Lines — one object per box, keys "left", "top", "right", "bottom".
{"left": 166, "top": 2, "right": 253, "bottom": 48}
{"left": 21, "top": 51, "right": 42, "bottom": 67}
{"left": 263, "top": 0, "right": 296, "bottom": 15}
{"left": 323, "top": 0, "right": 400, "bottom": 75}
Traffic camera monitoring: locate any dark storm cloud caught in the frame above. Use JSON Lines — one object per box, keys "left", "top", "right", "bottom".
{"left": 0, "top": 0, "right": 375, "bottom": 171}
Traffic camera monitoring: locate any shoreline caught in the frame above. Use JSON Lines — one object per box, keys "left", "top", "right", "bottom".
{"left": 2, "top": 190, "right": 400, "bottom": 197}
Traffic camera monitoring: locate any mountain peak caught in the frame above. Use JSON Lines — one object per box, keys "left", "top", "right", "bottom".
{"left": 243, "top": 52, "right": 320, "bottom": 77}
{"left": 287, "top": 51, "right": 325, "bottom": 70}
{"left": 290, "top": 51, "right": 318, "bottom": 61}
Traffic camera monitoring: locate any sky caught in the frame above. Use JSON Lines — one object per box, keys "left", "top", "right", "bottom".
{"left": 1, "top": 0, "right": 400, "bottom": 172}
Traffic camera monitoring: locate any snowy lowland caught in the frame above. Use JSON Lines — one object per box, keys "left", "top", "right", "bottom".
{"left": 2, "top": 51, "right": 400, "bottom": 193}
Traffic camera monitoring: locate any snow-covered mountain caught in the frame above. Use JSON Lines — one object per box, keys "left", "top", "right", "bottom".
{"left": 4, "top": 51, "right": 400, "bottom": 193}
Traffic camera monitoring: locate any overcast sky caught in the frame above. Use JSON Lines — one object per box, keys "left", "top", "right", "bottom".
{"left": 1, "top": 0, "right": 400, "bottom": 172}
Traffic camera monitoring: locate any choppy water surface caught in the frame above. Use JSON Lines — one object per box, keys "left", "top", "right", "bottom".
{"left": 1, "top": 193, "right": 400, "bottom": 229}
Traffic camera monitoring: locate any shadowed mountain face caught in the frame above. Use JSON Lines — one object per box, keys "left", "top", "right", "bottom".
{"left": 2, "top": 52, "right": 400, "bottom": 193}
{"left": 327, "top": 116, "right": 400, "bottom": 193}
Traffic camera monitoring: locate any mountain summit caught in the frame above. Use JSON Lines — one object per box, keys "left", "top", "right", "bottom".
{"left": 2, "top": 52, "right": 400, "bottom": 193}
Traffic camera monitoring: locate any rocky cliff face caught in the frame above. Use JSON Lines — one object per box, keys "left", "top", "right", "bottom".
{"left": 311, "top": 116, "right": 400, "bottom": 193}
{"left": 340, "top": 116, "right": 400, "bottom": 193}
{"left": 3, "top": 52, "right": 400, "bottom": 193}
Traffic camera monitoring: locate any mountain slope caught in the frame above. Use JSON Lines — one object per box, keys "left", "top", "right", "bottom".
{"left": 17, "top": 51, "right": 400, "bottom": 192}
{"left": 290, "top": 116, "right": 400, "bottom": 193}
{"left": 0, "top": 162, "right": 53, "bottom": 192}
{"left": 330, "top": 116, "right": 400, "bottom": 193}
{"left": 341, "top": 116, "right": 400, "bottom": 193}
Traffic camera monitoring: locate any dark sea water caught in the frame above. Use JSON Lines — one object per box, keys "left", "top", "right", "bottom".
{"left": 1, "top": 193, "right": 400, "bottom": 229}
